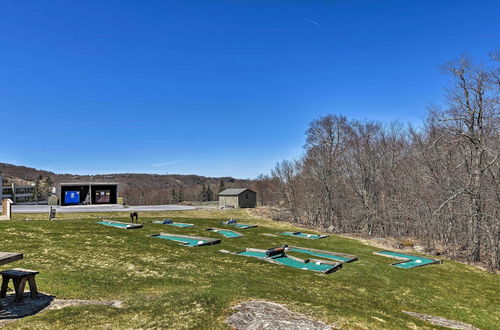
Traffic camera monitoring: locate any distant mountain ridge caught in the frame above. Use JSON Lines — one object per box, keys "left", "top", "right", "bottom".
{"left": 0, "top": 162, "right": 253, "bottom": 204}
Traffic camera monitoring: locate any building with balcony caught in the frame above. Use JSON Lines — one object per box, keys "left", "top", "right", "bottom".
{"left": 0, "top": 176, "right": 36, "bottom": 204}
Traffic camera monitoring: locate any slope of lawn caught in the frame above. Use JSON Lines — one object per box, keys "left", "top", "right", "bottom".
{"left": 1, "top": 210, "right": 499, "bottom": 329}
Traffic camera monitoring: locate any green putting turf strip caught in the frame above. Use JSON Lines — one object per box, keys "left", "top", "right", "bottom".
{"left": 152, "top": 221, "right": 194, "bottom": 227}
{"left": 167, "top": 223, "right": 194, "bottom": 228}
{"left": 211, "top": 229, "right": 242, "bottom": 238}
{"left": 97, "top": 221, "right": 135, "bottom": 228}
{"left": 273, "top": 256, "right": 336, "bottom": 272}
{"left": 237, "top": 251, "right": 337, "bottom": 272}
{"left": 154, "top": 235, "right": 208, "bottom": 247}
{"left": 377, "top": 251, "right": 437, "bottom": 268}
{"left": 289, "top": 248, "right": 352, "bottom": 262}
{"left": 222, "top": 223, "right": 256, "bottom": 229}
{"left": 239, "top": 251, "right": 267, "bottom": 258}
{"left": 281, "top": 232, "right": 325, "bottom": 239}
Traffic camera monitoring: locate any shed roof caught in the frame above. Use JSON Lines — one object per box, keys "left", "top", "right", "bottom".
{"left": 60, "top": 182, "right": 118, "bottom": 186}
{"left": 218, "top": 188, "right": 254, "bottom": 196}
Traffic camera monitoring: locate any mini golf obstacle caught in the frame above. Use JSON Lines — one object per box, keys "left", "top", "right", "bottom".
{"left": 206, "top": 228, "right": 243, "bottom": 238}
{"left": 97, "top": 220, "right": 143, "bottom": 229}
{"left": 221, "top": 219, "right": 257, "bottom": 229}
{"left": 221, "top": 246, "right": 342, "bottom": 274}
{"left": 280, "top": 232, "right": 328, "bottom": 239}
{"left": 374, "top": 251, "right": 442, "bottom": 269}
{"left": 150, "top": 233, "right": 221, "bottom": 247}
{"left": 287, "top": 246, "right": 357, "bottom": 263}
{"left": 152, "top": 219, "right": 194, "bottom": 228}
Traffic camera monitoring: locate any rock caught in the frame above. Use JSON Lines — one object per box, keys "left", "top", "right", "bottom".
{"left": 413, "top": 245, "right": 425, "bottom": 252}
{"left": 402, "top": 311, "right": 479, "bottom": 330}
{"left": 227, "top": 300, "right": 331, "bottom": 330}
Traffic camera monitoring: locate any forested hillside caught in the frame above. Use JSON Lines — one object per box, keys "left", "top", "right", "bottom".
{"left": 0, "top": 163, "right": 275, "bottom": 205}
{"left": 271, "top": 54, "right": 500, "bottom": 271}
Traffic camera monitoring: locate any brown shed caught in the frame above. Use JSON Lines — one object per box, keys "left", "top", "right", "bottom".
{"left": 218, "top": 188, "right": 256, "bottom": 209}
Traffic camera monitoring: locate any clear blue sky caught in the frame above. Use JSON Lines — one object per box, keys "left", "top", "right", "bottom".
{"left": 1, "top": 1, "right": 498, "bottom": 178}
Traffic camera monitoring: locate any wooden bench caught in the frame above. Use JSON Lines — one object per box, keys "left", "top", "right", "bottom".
{"left": 0, "top": 268, "right": 39, "bottom": 302}
{"left": 0, "top": 252, "right": 23, "bottom": 266}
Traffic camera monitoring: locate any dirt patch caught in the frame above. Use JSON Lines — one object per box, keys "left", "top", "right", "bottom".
{"left": 0, "top": 292, "right": 122, "bottom": 327}
{"left": 339, "top": 234, "right": 408, "bottom": 252}
{"left": 46, "top": 298, "right": 122, "bottom": 310}
{"left": 227, "top": 300, "right": 332, "bottom": 330}
{"left": 402, "top": 311, "right": 480, "bottom": 330}
{"left": 0, "top": 293, "right": 54, "bottom": 327}
{"left": 261, "top": 233, "right": 278, "bottom": 237}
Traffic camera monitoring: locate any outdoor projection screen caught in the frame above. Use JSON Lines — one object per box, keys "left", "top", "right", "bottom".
{"left": 64, "top": 191, "right": 80, "bottom": 204}
{"left": 95, "top": 190, "right": 111, "bottom": 203}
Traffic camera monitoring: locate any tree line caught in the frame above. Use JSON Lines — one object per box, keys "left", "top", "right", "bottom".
{"left": 271, "top": 53, "right": 500, "bottom": 271}
{"left": 122, "top": 179, "right": 233, "bottom": 204}
{"left": 31, "top": 175, "right": 54, "bottom": 202}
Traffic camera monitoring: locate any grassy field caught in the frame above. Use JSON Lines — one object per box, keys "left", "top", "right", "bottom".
{"left": 1, "top": 209, "right": 499, "bottom": 329}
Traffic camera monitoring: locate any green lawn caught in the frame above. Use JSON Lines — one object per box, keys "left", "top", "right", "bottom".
{"left": 1, "top": 210, "right": 499, "bottom": 329}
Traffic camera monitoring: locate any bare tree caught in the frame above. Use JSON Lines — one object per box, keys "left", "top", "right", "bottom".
{"left": 270, "top": 52, "right": 500, "bottom": 271}
{"left": 431, "top": 56, "right": 499, "bottom": 261}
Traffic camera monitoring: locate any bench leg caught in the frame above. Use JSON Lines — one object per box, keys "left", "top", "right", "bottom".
{"left": 14, "top": 278, "right": 27, "bottom": 302}
{"left": 0, "top": 276, "right": 9, "bottom": 298}
{"left": 12, "top": 278, "right": 19, "bottom": 295}
{"left": 27, "top": 276, "right": 38, "bottom": 298}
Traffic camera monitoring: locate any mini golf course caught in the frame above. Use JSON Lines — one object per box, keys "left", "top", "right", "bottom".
{"left": 206, "top": 228, "right": 243, "bottom": 238}
{"left": 226, "top": 248, "right": 342, "bottom": 274}
{"left": 97, "top": 220, "right": 143, "bottom": 229}
{"left": 374, "top": 251, "right": 442, "bottom": 269}
{"left": 281, "top": 232, "right": 328, "bottom": 239}
{"left": 4, "top": 211, "right": 498, "bottom": 330}
{"left": 150, "top": 233, "right": 221, "bottom": 247}
{"left": 288, "top": 246, "right": 357, "bottom": 263}
{"left": 152, "top": 219, "right": 194, "bottom": 228}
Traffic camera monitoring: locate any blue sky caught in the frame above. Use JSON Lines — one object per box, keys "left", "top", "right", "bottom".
{"left": 1, "top": 1, "right": 498, "bottom": 178}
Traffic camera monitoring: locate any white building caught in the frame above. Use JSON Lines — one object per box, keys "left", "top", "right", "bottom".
{"left": 0, "top": 176, "right": 36, "bottom": 204}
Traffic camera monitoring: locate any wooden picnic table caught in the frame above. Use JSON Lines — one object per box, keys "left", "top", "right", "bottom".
{"left": 0, "top": 252, "right": 23, "bottom": 266}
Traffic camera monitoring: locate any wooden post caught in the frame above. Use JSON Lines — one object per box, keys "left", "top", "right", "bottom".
{"left": 48, "top": 207, "right": 56, "bottom": 220}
